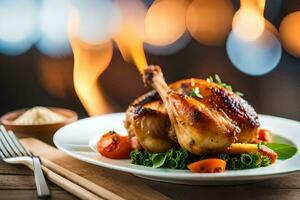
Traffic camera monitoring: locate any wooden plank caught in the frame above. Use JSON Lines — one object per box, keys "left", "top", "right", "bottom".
{"left": 21, "top": 138, "right": 171, "bottom": 200}
{"left": 0, "top": 175, "right": 35, "bottom": 189}
{"left": 147, "top": 173, "right": 300, "bottom": 190}
{"left": 0, "top": 161, "right": 32, "bottom": 175}
{"left": 0, "top": 190, "right": 78, "bottom": 200}
{"left": 159, "top": 188, "right": 300, "bottom": 200}
{"left": 0, "top": 174, "right": 63, "bottom": 190}
{"left": 254, "top": 174, "right": 300, "bottom": 189}
{"left": 145, "top": 175, "right": 300, "bottom": 200}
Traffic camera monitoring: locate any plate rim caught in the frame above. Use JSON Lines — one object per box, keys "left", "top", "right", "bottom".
{"left": 53, "top": 112, "right": 300, "bottom": 181}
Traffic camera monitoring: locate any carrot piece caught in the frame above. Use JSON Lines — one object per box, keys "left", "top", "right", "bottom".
{"left": 187, "top": 158, "right": 226, "bottom": 173}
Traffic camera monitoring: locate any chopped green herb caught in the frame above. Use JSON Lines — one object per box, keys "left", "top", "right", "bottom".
{"left": 261, "top": 155, "right": 271, "bottom": 166}
{"left": 266, "top": 143, "right": 297, "bottom": 160}
{"left": 189, "top": 87, "right": 203, "bottom": 98}
{"left": 235, "top": 91, "right": 244, "bottom": 97}
{"left": 257, "top": 142, "right": 265, "bottom": 150}
{"left": 214, "top": 74, "right": 222, "bottom": 84}
{"left": 206, "top": 74, "right": 244, "bottom": 97}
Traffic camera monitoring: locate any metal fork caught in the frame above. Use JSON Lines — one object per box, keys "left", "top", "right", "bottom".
{"left": 0, "top": 126, "right": 51, "bottom": 198}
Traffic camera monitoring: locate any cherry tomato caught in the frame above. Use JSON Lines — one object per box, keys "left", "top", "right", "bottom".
{"left": 187, "top": 158, "right": 226, "bottom": 173}
{"left": 258, "top": 129, "right": 272, "bottom": 143}
{"left": 97, "top": 131, "right": 131, "bottom": 159}
{"left": 259, "top": 146, "right": 277, "bottom": 164}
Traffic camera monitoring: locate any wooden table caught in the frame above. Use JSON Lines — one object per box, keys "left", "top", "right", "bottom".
{"left": 1, "top": 160, "right": 300, "bottom": 200}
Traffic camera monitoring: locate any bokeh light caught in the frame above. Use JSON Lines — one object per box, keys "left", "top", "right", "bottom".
{"left": 186, "top": 0, "right": 234, "bottom": 46}
{"left": 36, "top": 0, "right": 71, "bottom": 58}
{"left": 145, "top": 0, "right": 188, "bottom": 46}
{"left": 227, "top": 29, "right": 282, "bottom": 75}
{"left": 232, "top": 8, "right": 265, "bottom": 41}
{"left": 279, "top": 11, "right": 300, "bottom": 58}
{"left": 72, "top": 0, "right": 121, "bottom": 45}
{"left": 0, "top": 0, "right": 39, "bottom": 56}
{"left": 144, "top": 0, "right": 190, "bottom": 55}
{"left": 144, "top": 32, "right": 191, "bottom": 55}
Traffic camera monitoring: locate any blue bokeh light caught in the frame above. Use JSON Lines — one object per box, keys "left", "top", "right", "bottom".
{"left": 72, "top": 0, "right": 121, "bottom": 45}
{"left": 0, "top": 0, "right": 39, "bottom": 56}
{"left": 226, "top": 29, "right": 282, "bottom": 76}
{"left": 35, "top": 0, "right": 71, "bottom": 58}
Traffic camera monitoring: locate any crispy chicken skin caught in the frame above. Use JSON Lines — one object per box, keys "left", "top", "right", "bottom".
{"left": 124, "top": 65, "right": 260, "bottom": 154}
{"left": 124, "top": 91, "right": 177, "bottom": 153}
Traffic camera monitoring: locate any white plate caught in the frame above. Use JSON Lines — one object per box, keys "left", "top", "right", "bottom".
{"left": 53, "top": 113, "right": 300, "bottom": 185}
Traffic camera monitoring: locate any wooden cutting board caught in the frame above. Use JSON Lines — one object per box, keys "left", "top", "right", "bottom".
{"left": 21, "top": 138, "right": 170, "bottom": 200}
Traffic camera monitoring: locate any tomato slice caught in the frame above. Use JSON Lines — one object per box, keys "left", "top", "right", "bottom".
{"left": 259, "top": 145, "right": 277, "bottom": 164}
{"left": 187, "top": 158, "right": 226, "bottom": 173}
{"left": 258, "top": 129, "right": 272, "bottom": 143}
{"left": 97, "top": 131, "right": 131, "bottom": 159}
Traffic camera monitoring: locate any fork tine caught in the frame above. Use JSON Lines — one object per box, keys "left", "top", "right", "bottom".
{"left": 8, "top": 130, "right": 32, "bottom": 157}
{"left": 0, "top": 127, "right": 16, "bottom": 157}
{"left": 0, "top": 140, "right": 11, "bottom": 158}
{"left": 0, "top": 143, "right": 7, "bottom": 159}
{"left": 0, "top": 149, "right": 5, "bottom": 159}
{"left": 0, "top": 127, "right": 23, "bottom": 157}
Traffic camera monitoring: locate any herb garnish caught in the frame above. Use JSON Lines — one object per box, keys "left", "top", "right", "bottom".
{"left": 206, "top": 74, "right": 244, "bottom": 97}
{"left": 257, "top": 142, "right": 265, "bottom": 150}
{"left": 130, "top": 149, "right": 274, "bottom": 170}
{"left": 130, "top": 149, "right": 189, "bottom": 169}
{"left": 220, "top": 152, "right": 271, "bottom": 169}
{"left": 189, "top": 87, "right": 203, "bottom": 98}
{"left": 266, "top": 143, "right": 297, "bottom": 160}
{"left": 130, "top": 143, "right": 297, "bottom": 170}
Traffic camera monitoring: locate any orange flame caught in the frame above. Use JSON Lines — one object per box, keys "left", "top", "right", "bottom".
{"left": 69, "top": 8, "right": 114, "bottom": 116}
{"left": 114, "top": 0, "right": 148, "bottom": 74}
{"left": 114, "top": 29, "right": 147, "bottom": 74}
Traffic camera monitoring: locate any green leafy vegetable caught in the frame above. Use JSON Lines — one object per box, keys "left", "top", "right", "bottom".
{"left": 241, "top": 154, "right": 252, "bottom": 167}
{"left": 219, "top": 152, "right": 271, "bottom": 170}
{"left": 266, "top": 143, "right": 297, "bottom": 160}
{"left": 151, "top": 154, "right": 166, "bottom": 168}
{"left": 189, "top": 87, "right": 203, "bottom": 98}
{"left": 130, "top": 149, "right": 190, "bottom": 169}
{"left": 206, "top": 74, "right": 244, "bottom": 97}
{"left": 131, "top": 148, "right": 279, "bottom": 170}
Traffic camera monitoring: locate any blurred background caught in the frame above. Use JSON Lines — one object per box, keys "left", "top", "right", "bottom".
{"left": 0, "top": 0, "right": 299, "bottom": 120}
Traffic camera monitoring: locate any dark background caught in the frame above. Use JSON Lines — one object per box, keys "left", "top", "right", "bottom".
{"left": 0, "top": 0, "right": 299, "bottom": 121}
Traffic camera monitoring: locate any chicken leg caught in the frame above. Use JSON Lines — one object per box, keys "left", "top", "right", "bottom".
{"left": 142, "top": 65, "right": 258, "bottom": 155}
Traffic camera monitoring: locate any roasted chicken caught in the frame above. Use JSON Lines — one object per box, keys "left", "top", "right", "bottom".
{"left": 124, "top": 65, "right": 260, "bottom": 155}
